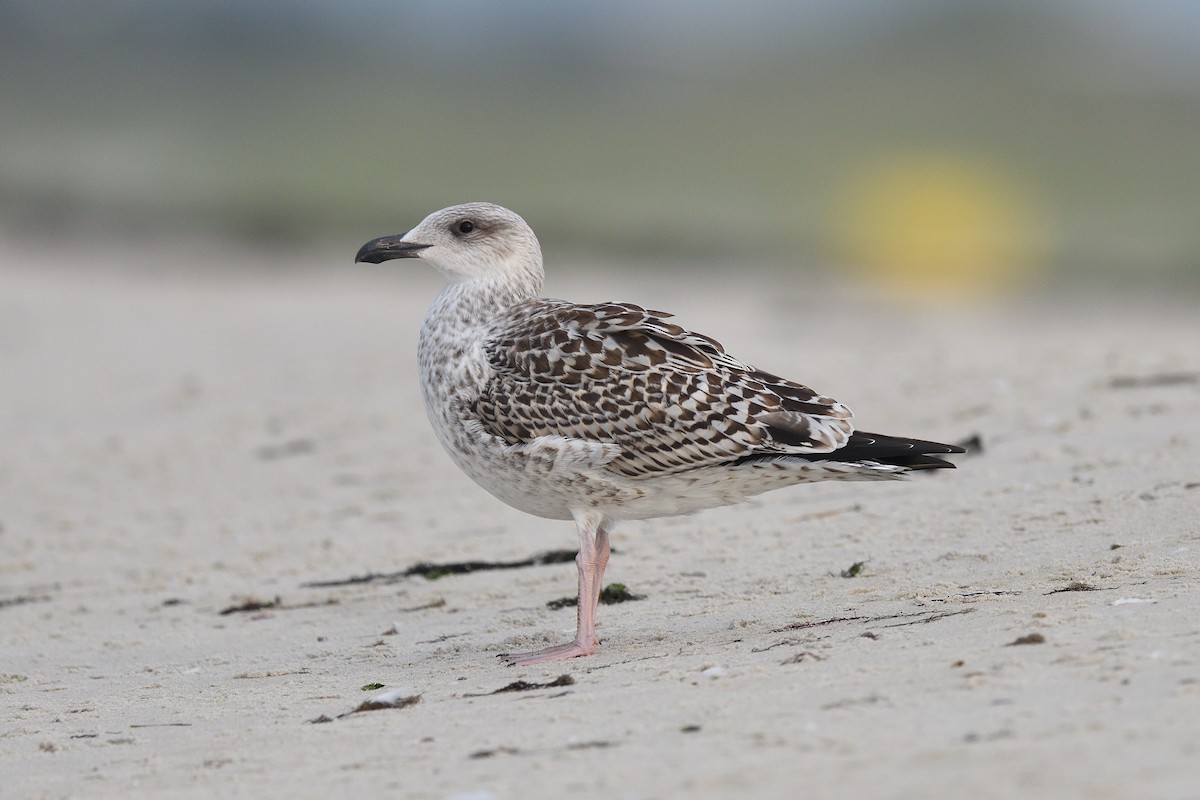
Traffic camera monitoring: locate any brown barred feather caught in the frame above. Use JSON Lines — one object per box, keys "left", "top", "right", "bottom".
{"left": 478, "top": 299, "right": 854, "bottom": 478}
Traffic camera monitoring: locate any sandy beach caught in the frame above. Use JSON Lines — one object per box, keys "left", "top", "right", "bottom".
{"left": 3, "top": 243, "right": 1198, "bottom": 799}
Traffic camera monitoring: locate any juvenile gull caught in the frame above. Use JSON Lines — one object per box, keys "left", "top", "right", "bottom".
{"left": 356, "top": 202, "right": 964, "bottom": 665}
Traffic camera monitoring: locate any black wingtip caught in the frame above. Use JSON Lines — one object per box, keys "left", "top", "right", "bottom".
{"left": 901, "top": 455, "right": 959, "bottom": 470}
{"left": 810, "top": 432, "right": 966, "bottom": 469}
{"left": 730, "top": 432, "right": 967, "bottom": 470}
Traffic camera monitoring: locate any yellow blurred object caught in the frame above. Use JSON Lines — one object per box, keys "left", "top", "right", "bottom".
{"left": 833, "top": 153, "right": 1043, "bottom": 297}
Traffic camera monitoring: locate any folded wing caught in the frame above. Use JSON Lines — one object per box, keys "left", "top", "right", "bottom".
{"left": 476, "top": 299, "right": 855, "bottom": 478}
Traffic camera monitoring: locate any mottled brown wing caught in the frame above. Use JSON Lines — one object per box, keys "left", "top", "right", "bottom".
{"left": 477, "top": 299, "right": 854, "bottom": 478}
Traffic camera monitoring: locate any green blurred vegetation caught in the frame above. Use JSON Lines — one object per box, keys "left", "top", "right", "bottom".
{"left": 1, "top": 2, "right": 1197, "bottom": 289}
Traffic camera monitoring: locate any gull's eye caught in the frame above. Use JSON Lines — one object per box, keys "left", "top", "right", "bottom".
{"left": 455, "top": 220, "right": 475, "bottom": 235}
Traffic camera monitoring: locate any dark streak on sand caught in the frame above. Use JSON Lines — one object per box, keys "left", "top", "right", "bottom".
{"left": 1045, "top": 582, "right": 1110, "bottom": 595}
{"left": 311, "top": 693, "right": 421, "bottom": 722}
{"left": 0, "top": 594, "right": 52, "bottom": 611}
{"left": 464, "top": 674, "right": 575, "bottom": 697}
{"left": 302, "top": 549, "right": 583, "bottom": 588}
{"left": 1107, "top": 372, "right": 1198, "bottom": 389}
{"left": 772, "top": 607, "right": 975, "bottom": 633}
{"left": 1006, "top": 633, "right": 1046, "bottom": 646}
{"left": 218, "top": 596, "right": 339, "bottom": 615}
{"left": 547, "top": 582, "right": 644, "bottom": 609}
{"left": 220, "top": 596, "right": 281, "bottom": 615}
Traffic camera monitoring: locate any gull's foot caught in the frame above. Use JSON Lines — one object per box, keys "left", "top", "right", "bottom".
{"left": 501, "top": 639, "right": 597, "bottom": 666}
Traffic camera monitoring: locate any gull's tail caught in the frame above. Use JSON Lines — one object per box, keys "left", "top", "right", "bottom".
{"left": 803, "top": 432, "right": 966, "bottom": 470}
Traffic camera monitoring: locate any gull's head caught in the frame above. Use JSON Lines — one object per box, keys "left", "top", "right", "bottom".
{"left": 355, "top": 202, "right": 542, "bottom": 285}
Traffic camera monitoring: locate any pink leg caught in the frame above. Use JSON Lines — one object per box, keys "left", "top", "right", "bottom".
{"left": 503, "top": 512, "right": 611, "bottom": 666}
{"left": 587, "top": 526, "right": 611, "bottom": 642}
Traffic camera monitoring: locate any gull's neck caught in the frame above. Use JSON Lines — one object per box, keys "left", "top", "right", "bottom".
{"left": 427, "top": 268, "right": 544, "bottom": 327}
{"left": 419, "top": 270, "right": 543, "bottom": 411}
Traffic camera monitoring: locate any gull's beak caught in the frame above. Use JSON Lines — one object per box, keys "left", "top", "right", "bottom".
{"left": 355, "top": 234, "right": 432, "bottom": 264}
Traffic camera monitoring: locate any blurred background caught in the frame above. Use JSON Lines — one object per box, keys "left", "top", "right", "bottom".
{"left": 2, "top": 0, "right": 1198, "bottom": 296}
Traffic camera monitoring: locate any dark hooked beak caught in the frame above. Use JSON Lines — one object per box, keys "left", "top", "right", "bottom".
{"left": 354, "top": 234, "right": 432, "bottom": 264}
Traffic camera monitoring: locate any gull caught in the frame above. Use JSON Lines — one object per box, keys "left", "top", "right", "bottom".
{"left": 355, "top": 203, "right": 963, "bottom": 665}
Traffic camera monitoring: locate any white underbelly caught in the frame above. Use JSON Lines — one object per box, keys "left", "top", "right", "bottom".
{"left": 433, "top": 415, "right": 906, "bottom": 524}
